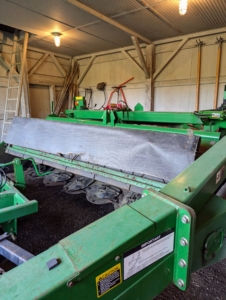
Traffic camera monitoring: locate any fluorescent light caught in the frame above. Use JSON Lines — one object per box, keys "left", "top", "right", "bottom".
{"left": 179, "top": 0, "right": 187, "bottom": 15}
{"left": 52, "top": 32, "right": 62, "bottom": 47}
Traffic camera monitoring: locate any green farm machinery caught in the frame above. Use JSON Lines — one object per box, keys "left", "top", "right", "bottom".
{"left": 1, "top": 91, "right": 226, "bottom": 299}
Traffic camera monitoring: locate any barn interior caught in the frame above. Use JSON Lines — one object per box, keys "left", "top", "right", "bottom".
{"left": 0, "top": 1, "right": 226, "bottom": 299}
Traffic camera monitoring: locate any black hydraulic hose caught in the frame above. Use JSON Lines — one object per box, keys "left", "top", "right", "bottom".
{"left": 0, "top": 168, "right": 7, "bottom": 189}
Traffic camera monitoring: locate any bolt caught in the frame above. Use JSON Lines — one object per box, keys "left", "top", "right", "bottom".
{"left": 181, "top": 215, "right": 190, "bottom": 224}
{"left": 184, "top": 186, "right": 191, "bottom": 193}
{"left": 115, "top": 256, "right": 120, "bottom": 261}
{"left": 178, "top": 259, "right": 187, "bottom": 268}
{"left": 180, "top": 238, "right": 188, "bottom": 246}
{"left": 177, "top": 279, "right": 184, "bottom": 287}
{"left": 67, "top": 281, "right": 75, "bottom": 288}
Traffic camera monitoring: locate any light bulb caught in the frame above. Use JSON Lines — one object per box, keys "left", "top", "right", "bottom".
{"left": 52, "top": 32, "right": 61, "bottom": 47}
{"left": 179, "top": 0, "right": 187, "bottom": 15}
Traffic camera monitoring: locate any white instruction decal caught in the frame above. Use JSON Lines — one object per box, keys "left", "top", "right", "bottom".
{"left": 123, "top": 229, "right": 174, "bottom": 280}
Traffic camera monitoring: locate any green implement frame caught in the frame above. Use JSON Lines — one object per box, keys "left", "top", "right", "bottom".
{"left": 1, "top": 136, "right": 226, "bottom": 299}
{"left": 0, "top": 157, "right": 50, "bottom": 235}
{"left": 47, "top": 107, "right": 225, "bottom": 155}
{"left": 0, "top": 179, "right": 38, "bottom": 235}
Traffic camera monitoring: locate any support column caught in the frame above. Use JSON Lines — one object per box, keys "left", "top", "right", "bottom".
{"left": 214, "top": 37, "right": 224, "bottom": 109}
{"left": 145, "top": 44, "right": 155, "bottom": 111}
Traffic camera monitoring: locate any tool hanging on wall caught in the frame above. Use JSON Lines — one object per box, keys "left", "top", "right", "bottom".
{"left": 104, "top": 77, "right": 134, "bottom": 110}
{"left": 195, "top": 39, "right": 204, "bottom": 111}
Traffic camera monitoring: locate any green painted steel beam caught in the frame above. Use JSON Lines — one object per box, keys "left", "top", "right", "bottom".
{"left": 7, "top": 145, "right": 166, "bottom": 191}
{"left": 161, "top": 136, "right": 226, "bottom": 214}
{"left": 0, "top": 189, "right": 194, "bottom": 299}
{"left": 0, "top": 181, "right": 38, "bottom": 234}
{"left": 192, "top": 194, "right": 226, "bottom": 272}
{"left": 46, "top": 113, "right": 220, "bottom": 153}
{"left": 115, "top": 111, "right": 203, "bottom": 124}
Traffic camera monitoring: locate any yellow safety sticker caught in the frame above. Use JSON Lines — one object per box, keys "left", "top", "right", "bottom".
{"left": 96, "top": 263, "right": 122, "bottom": 298}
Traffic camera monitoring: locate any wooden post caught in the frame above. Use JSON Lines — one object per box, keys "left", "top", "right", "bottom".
{"left": 195, "top": 40, "right": 203, "bottom": 111}
{"left": 214, "top": 37, "right": 224, "bottom": 109}
{"left": 146, "top": 44, "right": 155, "bottom": 111}
{"left": 16, "top": 32, "right": 29, "bottom": 116}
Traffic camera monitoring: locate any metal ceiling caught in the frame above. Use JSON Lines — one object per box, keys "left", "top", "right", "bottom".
{"left": 0, "top": 0, "right": 226, "bottom": 57}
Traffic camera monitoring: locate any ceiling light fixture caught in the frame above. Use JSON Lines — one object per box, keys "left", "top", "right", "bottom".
{"left": 179, "top": 0, "right": 188, "bottom": 15}
{"left": 52, "top": 32, "right": 62, "bottom": 47}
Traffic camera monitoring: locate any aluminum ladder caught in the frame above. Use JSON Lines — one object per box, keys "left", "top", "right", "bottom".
{"left": 1, "top": 31, "right": 29, "bottom": 142}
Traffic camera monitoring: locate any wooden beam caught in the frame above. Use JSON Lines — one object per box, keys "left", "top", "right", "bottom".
{"left": 145, "top": 44, "right": 155, "bottom": 111}
{"left": 29, "top": 74, "right": 65, "bottom": 86}
{"left": 78, "top": 55, "right": 96, "bottom": 86}
{"left": 74, "top": 43, "right": 147, "bottom": 60}
{"left": 214, "top": 39, "right": 223, "bottom": 109}
{"left": 22, "top": 58, "right": 31, "bottom": 117}
{"left": 153, "top": 38, "right": 188, "bottom": 80}
{"left": 195, "top": 42, "right": 203, "bottom": 111}
{"left": 67, "top": 0, "right": 152, "bottom": 44}
{"left": 153, "top": 27, "right": 226, "bottom": 46}
{"left": 0, "top": 54, "right": 18, "bottom": 75}
{"left": 131, "top": 36, "right": 150, "bottom": 79}
{"left": 28, "top": 53, "right": 49, "bottom": 77}
{"left": 154, "top": 76, "right": 226, "bottom": 88}
{"left": 121, "top": 50, "right": 143, "bottom": 73}
{"left": 50, "top": 54, "right": 66, "bottom": 77}
{"left": 17, "top": 32, "right": 29, "bottom": 116}
{"left": 28, "top": 46, "right": 71, "bottom": 60}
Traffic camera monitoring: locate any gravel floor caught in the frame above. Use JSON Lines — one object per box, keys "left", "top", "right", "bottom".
{"left": 2, "top": 175, "right": 226, "bottom": 299}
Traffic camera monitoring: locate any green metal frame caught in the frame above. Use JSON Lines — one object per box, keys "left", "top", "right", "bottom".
{"left": 0, "top": 158, "right": 52, "bottom": 189}
{"left": 46, "top": 108, "right": 223, "bottom": 154}
{"left": 0, "top": 158, "right": 50, "bottom": 235}
{"left": 1, "top": 135, "right": 226, "bottom": 299}
{"left": 0, "top": 180, "right": 38, "bottom": 235}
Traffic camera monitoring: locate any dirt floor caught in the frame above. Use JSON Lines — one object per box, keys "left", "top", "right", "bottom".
{"left": 2, "top": 174, "right": 226, "bottom": 300}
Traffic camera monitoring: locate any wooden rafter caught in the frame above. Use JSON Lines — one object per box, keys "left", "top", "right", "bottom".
{"left": 28, "top": 53, "right": 49, "bottom": 77}
{"left": 153, "top": 38, "right": 188, "bottom": 79}
{"left": 78, "top": 55, "right": 96, "bottom": 86}
{"left": 121, "top": 50, "right": 143, "bottom": 73}
{"left": 131, "top": 36, "right": 150, "bottom": 79}
{"left": 67, "top": 0, "right": 152, "bottom": 44}
{"left": 50, "top": 54, "right": 66, "bottom": 77}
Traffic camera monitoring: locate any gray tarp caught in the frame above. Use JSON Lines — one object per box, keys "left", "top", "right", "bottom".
{"left": 5, "top": 117, "right": 199, "bottom": 182}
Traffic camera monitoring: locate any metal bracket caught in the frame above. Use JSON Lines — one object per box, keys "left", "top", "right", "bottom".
{"left": 216, "top": 37, "right": 224, "bottom": 44}
{"left": 195, "top": 39, "right": 204, "bottom": 47}
{"left": 145, "top": 188, "right": 196, "bottom": 291}
{"left": 0, "top": 232, "right": 10, "bottom": 241}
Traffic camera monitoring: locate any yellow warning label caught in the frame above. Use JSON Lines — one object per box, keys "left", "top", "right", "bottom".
{"left": 96, "top": 263, "right": 122, "bottom": 298}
